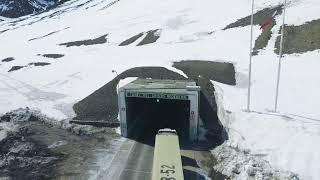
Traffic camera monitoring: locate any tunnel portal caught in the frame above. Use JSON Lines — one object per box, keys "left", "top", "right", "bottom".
{"left": 118, "top": 79, "right": 200, "bottom": 142}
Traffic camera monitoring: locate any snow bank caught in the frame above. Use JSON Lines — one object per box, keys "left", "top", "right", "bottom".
{"left": 212, "top": 79, "right": 320, "bottom": 179}
{"left": 118, "top": 77, "right": 138, "bottom": 89}
{"left": 211, "top": 142, "right": 299, "bottom": 180}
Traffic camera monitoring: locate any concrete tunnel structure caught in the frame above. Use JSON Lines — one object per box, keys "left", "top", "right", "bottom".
{"left": 118, "top": 79, "right": 200, "bottom": 142}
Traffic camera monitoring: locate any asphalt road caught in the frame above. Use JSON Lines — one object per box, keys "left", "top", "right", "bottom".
{"left": 99, "top": 140, "right": 210, "bottom": 180}
{"left": 95, "top": 139, "right": 153, "bottom": 180}
{"left": 118, "top": 142, "right": 154, "bottom": 180}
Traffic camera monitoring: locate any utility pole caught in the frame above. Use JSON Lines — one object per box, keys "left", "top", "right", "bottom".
{"left": 274, "top": 0, "right": 287, "bottom": 112}
{"left": 112, "top": 70, "right": 119, "bottom": 93}
{"left": 247, "top": 0, "right": 255, "bottom": 112}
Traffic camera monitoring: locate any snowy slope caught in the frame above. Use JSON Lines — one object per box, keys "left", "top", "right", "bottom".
{"left": 0, "top": 0, "right": 320, "bottom": 179}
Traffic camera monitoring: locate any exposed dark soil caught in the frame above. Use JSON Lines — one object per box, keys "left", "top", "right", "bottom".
{"left": 1, "top": 57, "right": 15, "bottom": 62}
{"left": 223, "top": 5, "right": 283, "bottom": 30}
{"left": 197, "top": 76, "right": 228, "bottom": 146}
{"left": 172, "top": 60, "right": 236, "bottom": 85}
{"left": 28, "top": 62, "right": 51, "bottom": 66}
{"left": 8, "top": 66, "right": 25, "bottom": 72}
{"left": 223, "top": 5, "right": 283, "bottom": 55}
{"left": 0, "top": 108, "right": 119, "bottom": 180}
{"left": 252, "top": 20, "right": 276, "bottom": 55}
{"left": 7, "top": 62, "right": 51, "bottom": 72}
{"left": 119, "top": 32, "right": 144, "bottom": 46}
{"left": 137, "top": 29, "right": 161, "bottom": 46}
{"left": 275, "top": 18, "right": 320, "bottom": 54}
{"left": 41, "top": 54, "right": 65, "bottom": 59}
{"left": 173, "top": 60, "right": 234, "bottom": 146}
{"left": 0, "top": 126, "right": 62, "bottom": 180}
{"left": 59, "top": 34, "right": 108, "bottom": 47}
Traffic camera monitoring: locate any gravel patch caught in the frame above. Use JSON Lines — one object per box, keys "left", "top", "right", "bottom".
{"left": 275, "top": 18, "right": 320, "bottom": 54}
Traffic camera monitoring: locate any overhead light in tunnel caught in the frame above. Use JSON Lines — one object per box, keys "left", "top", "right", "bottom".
{"left": 157, "top": 99, "right": 160, "bottom": 103}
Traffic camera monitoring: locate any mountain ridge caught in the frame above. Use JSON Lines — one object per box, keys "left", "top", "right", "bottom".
{"left": 0, "top": 0, "right": 68, "bottom": 18}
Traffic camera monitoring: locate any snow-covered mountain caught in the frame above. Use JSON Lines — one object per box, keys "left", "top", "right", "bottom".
{"left": 0, "top": 0, "right": 66, "bottom": 18}
{"left": 0, "top": 0, "right": 320, "bottom": 179}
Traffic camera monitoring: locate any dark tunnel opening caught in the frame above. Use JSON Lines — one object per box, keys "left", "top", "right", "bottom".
{"left": 126, "top": 97, "right": 190, "bottom": 145}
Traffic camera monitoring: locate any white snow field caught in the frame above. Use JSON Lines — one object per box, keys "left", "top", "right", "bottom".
{"left": 0, "top": 0, "right": 319, "bottom": 179}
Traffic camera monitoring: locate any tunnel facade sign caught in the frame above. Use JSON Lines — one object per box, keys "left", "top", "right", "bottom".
{"left": 118, "top": 79, "right": 200, "bottom": 141}
{"left": 126, "top": 92, "right": 189, "bottom": 100}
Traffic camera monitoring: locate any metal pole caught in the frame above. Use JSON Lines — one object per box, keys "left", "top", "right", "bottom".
{"left": 274, "top": 0, "right": 287, "bottom": 112}
{"left": 247, "top": 0, "right": 254, "bottom": 112}
{"left": 112, "top": 70, "right": 119, "bottom": 93}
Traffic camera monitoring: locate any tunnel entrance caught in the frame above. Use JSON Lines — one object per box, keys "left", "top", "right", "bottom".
{"left": 118, "top": 79, "right": 200, "bottom": 142}
{"left": 126, "top": 97, "right": 190, "bottom": 141}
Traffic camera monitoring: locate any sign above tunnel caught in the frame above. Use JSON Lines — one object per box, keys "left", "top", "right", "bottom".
{"left": 126, "top": 92, "right": 189, "bottom": 100}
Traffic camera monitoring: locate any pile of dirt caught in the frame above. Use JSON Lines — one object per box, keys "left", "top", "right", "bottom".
{"left": 0, "top": 109, "right": 62, "bottom": 180}
{"left": 0, "top": 129, "right": 61, "bottom": 180}
{"left": 7, "top": 62, "right": 51, "bottom": 72}
{"left": 0, "top": 108, "right": 120, "bottom": 180}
